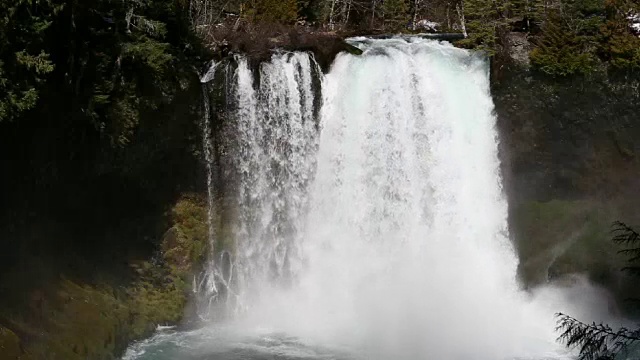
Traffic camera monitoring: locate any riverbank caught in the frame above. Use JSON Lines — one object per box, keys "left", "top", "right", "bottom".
{"left": 0, "top": 195, "right": 209, "bottom": 360}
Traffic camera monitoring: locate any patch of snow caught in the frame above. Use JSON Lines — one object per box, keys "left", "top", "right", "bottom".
{"left": 200, "top": 60, "right": 218, "bottom": 83}
{"left": 629, "top": 13, "right": 640, "bottom": 36}
{"left": 415, "top": 19, "right": 439, "bottom": 32}
{"left": 156, "top": 324, "right": 176, "bottom": 331}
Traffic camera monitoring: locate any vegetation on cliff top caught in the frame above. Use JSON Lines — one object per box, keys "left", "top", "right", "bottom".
{"left": 189, "top": 0, "right": 640, "bottom": 74}
{"left": 529, "top": 0, "right": 640, "bottom": 75}
{"left": 1, "top": 0, "right": 637, "bottom": 128}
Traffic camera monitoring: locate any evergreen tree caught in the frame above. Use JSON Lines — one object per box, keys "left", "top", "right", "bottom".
{"left": 245, "top": 0, "right": 299, "bottom": 24}
{"left": 529, "top": 0, "right": 607, "bottom": 75}
{"left": 0, "top": 0, "right": 58, "bottom": 122}
{"left": 599, "top": 0, "right": 640, "bottom": 70}
{"left": 530, "top": 10, "right": 601, "bottom": 75}
{"left": 43, "top": 0, "right": 203, "bottom": 147}
{"left": 0, "top": 0, "right": 205, "bottom": 144}
{"left": 459, "top": 0, "right": 512, "bottom": 53}
{"left": 383, "top": 0, "right": 409, "bottom": 30}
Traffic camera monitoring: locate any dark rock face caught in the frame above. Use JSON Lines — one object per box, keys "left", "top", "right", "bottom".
{"left": 0, "top": 326, "right": 21, "bottom": 359}
{"left": 493, "top": 64, "right": 640, "bottom": 308}
{"left": 0, "top": 195, "right": 209, "bottom": 360}
{"left": 0, "top": 62, "right": 209, "bottom": 358}
{"left": 495, "top": 70, "right": 640, "bottom": 202}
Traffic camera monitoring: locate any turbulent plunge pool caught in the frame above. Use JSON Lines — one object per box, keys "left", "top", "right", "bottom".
{"left": 123, "top": 38, "right": 618, "bottom": 360}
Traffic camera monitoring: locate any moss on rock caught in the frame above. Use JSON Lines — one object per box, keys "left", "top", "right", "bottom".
{"left": 512, "top": 200, "right": 622, "bottom": 289}
{"left": 0, "top": 193, "right": 211, "bottom": 360}
{"left": 15, "top": 270, "right": 189, "bottom": 359}
{"left": 0, "top": 326, "right": 22, "bottom": 359}
{"left": 127, "top": 263, "right": 188, "bottom": 338}
{"left": 162, "top": 194, "right": 209, "bottom": 274}
{"left": 22, "top": 280, "right": 129, "bottom": 360}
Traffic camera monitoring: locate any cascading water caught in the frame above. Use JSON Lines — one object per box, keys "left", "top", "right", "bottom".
{"left": 123, "top": 38, "right": 615, "bottom": 360}
{"left": 229, "top": 52, "right": 320, "bottom": 310}
{"left": 195, "top": 60, "right": 221, "bottom": 318}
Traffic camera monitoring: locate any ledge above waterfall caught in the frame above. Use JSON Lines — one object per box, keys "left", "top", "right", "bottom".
{"left": 203, "top": 29, "right": 363, "bottom": 71}
{"left": 203, "top": 27, "right": 465, "bottom": 73}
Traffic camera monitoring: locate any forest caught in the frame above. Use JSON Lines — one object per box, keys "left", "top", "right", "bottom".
{"left": 1, "top": 0, "right": 639, "bottom": 127}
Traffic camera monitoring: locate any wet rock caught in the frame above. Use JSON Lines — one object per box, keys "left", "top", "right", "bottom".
{"left": 493, "top": 67, "right": 640, "bottom": 312}
{"left": 505, "top": 32, "right": 532, "bottom": 67}
{"left": 0, "top": 326, "right": 22, "bottom": 359}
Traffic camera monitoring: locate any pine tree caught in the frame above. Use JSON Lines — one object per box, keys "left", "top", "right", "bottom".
{"left": 530, "top": 10, "right": 600, "bottom": 75}
{"left": 245, "top": 0, "right": 299, "bottom": 24}
{"left": 48, "top": 0, "right": 203, "bottom": 147}
{"left": 528, "top": 0, "right": 607, "bottom": 75}
{"left": 599, "top": 0, "right": 640, "bottom": 70}
{"left": 458, "top": 0, "right": 512, "bottom": 53}
{"left": 0, "top": 0, "right": 58, "bottom": 122}
{"left": 383, "top": 0, "right": 409, "bottom": 30}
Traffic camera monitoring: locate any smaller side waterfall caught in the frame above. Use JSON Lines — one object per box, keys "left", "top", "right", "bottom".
{"left": 196, "top": 60, "right": 223, "bottom": 318}
{"left": 196, "top": 54, "right": 322, "bottom": 318}
{"left": 229, "top": 53, "right": 321, "bottom": 307}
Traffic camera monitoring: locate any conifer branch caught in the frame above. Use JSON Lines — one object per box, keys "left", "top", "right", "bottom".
{"left": 556, "top": 313, "right": 640, "bottom": 360}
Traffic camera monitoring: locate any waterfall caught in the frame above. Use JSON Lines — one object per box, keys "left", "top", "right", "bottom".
{"left": 198, "top": 60, "right": 221, "bottom": 317}
{"left": 285, "top": 38, "right": 541, "bottom": 358}
{"left": 164, "top": 38, "right": 616, "bottom": 360}
{"left": 228, "top": 52, "right": 320, "bottom": 309}
{"left": 197, "top": 53, "right": 322, "bottom": 317}
{"left": 225, "top": 38, "right": 560, "bottom": 359}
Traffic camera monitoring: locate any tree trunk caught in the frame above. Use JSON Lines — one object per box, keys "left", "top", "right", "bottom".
{"left": 411, "top": 0, "right": 420, "bottom": 30}
{"left": 329, "top": 0, "right": 337, "bottom": 30}
{"left": 343, "top": 0, "right": 352, "bottom": 27}
{"left": 456, "top": 1, "right": 468, "bottom": 38}
{"left": 370, "top": 0, "right": 376, "bottom": 27}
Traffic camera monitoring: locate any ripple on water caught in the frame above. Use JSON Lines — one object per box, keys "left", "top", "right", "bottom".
{"left": 122, "top": 325, "right": 360, "bottom": 360}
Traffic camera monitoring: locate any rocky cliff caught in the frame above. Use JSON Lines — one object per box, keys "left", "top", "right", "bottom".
{"left": 493, "top": 44, "right": 640, "bottom": 311}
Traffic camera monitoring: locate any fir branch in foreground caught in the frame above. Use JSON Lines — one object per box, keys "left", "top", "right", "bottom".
{"left": 556, "top": 313, "right": 640, "bottom": 360}
{"left": 612, "top": 221, "right": 640, "bottom": 275}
